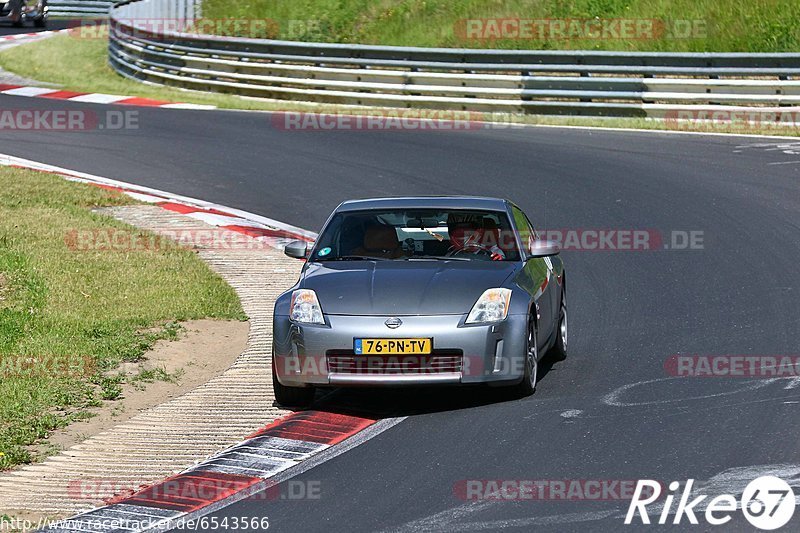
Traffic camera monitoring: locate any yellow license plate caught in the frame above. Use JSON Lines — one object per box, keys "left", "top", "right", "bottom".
{"left": 354, "top": 338, "right": 432, "bottom": 355}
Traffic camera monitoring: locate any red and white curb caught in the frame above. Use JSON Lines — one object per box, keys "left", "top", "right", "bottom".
{"left": 0, "top": 29, "right": 70, "bottom": 42}
{"left": 0, "top": 83, "right": 217, "bottom": 110}
{"left": 41, "top": 412, "right": 395, "bottom": 532}
{"left": 0, "top": 153, "right": 315, "bottom": 250}
{"left": 0, "top": 29, "right": 214, "bottom": 109}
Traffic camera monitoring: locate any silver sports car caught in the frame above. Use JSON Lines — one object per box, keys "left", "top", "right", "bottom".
{"left": 273, "top": 197, "right": 566, "bottom": 407}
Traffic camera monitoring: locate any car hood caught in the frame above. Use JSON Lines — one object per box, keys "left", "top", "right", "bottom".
{"left": 301, "top": 260, "right": 518, "bottom": 316}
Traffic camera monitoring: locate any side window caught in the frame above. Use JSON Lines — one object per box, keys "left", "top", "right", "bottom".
{"left": 524, "top": 213, "right": 540, "bottom": 240}
{"left": 511, "top": 206, "right": 535, "bottom": 256}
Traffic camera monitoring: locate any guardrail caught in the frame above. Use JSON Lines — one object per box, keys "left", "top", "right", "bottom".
{"left": 49, "top": 0, "right": 114, "bottom": 17}
{"left": 109, "top": 0, "right": 800, "bottom": 118}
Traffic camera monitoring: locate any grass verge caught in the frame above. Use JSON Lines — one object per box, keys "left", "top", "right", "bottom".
{"left": 0, "top": 166, "right": 245, "bottom": 470}
{"left": 201, "top": 0, "right": 800, "bottom": 52}
{"left": 0, "top": 31, "right": 798, "bottom": 137}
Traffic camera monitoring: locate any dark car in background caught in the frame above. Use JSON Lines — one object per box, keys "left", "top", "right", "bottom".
{"left": 0, "top": 0, "right": 47, "bottom": 27}
{"left": 272, "top": 196, "right": 567, "bottom": 407}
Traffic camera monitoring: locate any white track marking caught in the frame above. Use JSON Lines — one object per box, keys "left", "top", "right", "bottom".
{"left": 602, "top": 377, "right": 780, "bottom": 408}
{"left": 159, "top": 103, "right": 217, "bottom": 110}
{"left": 735, "top": 141, "right": 800, "bottom": 155}
{"left": 184, "top": 211, "right": 267, "bottom": 228}
{"left": 429, "top": 510, "right": 620, "bottom": 531}
{"left": 1, "top": 86, "right": 56, "bottom": 97}
{"left": 385, "top": 501, "right": 618, "bottom": 532}
{"left": 67, "top": 94, "right": 129, "bottom": 104}
{"left": 784, "top": 377, "right": 800, "bottom": 390}
{"left": 123, "top": 191, "right": 169, "bottom": 203}
{"left": 382, "top": 501, "right": 496, "bottom": 533}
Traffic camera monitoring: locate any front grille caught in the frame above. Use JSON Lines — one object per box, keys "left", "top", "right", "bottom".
{"left": 326, "top": 350, "right": 463, "bottom": 375}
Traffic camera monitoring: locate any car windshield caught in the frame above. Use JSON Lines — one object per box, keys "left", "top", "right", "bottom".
{"left": 310, "top": 208, "right": 521, "bottom": 262}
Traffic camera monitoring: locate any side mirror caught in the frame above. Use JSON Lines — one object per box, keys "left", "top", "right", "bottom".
{"left": 284, "top": 240, "right": 309, "bottom": 259}
{"left": 528, "top": 240, "right": 560, "bottom": 258}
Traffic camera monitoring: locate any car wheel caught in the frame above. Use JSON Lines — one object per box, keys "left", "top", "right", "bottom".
{"left": 550, "top": 289, "right": 568, "bottom": 361}
{"left": 513, "top": 319, "right": 538, "bottom": 397}
{"left": 34, "top": 16, "right": 47, "bottom": 28}
{"left": 272, "top": 359, "right": 315, "bottom": 408}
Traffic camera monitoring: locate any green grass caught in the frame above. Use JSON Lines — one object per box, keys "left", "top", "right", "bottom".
{"left": 200, "top": 0, "right": 800, "bottom": 52}
{"left": 0, "top": 167, "right": 245, "bottom": 470}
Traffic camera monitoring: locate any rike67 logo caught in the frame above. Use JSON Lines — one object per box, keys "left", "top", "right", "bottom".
{"left": 626, "top": 476, "right": 795, "bottom": 530}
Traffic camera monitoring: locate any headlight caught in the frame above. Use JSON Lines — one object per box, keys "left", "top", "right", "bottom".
{"left": 466, "top": 288, "right": 512, "bottom": 324}
{"left": 290, "top": 289, "right": 324, "bottom": 324}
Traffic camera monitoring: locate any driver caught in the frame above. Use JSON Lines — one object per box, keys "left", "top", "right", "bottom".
{"left": 446, "top": 214, "right": 505, "bottom": 261}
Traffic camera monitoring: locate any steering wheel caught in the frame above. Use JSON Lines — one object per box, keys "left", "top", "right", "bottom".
{"left": 446, "top": 244, "right": 493, "bottom": 258}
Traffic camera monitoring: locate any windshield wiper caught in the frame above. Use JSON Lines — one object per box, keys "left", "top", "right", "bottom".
{"left": 409, "top": 255, "right": 470, "bottom": 261}
{"left": 317, "top": 255, "right": 389, "bottom": 261}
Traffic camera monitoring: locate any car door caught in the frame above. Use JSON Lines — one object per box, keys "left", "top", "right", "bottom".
{"left": 510, "top": 206, "right": 555, "bottom": 347}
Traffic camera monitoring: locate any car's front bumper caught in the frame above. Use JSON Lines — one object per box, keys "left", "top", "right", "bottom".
{"left": 273, "top": 313, "right": 528, "bottom": 387}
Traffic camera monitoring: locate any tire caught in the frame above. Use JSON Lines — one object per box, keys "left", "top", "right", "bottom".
{"left": 513, "top": 319, "right": 538, "bottom": 397}
{"left": 272, "top": 359, "right": 315, "bottom": 408}
{"left": 33, "top": 0, "right": 46, "bottom": 27}
{"left": 549, "top": 288, "right": 568, "bottom": 362}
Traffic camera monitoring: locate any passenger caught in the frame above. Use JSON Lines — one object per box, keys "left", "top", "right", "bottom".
{"left": 352, "top": 224, "right": 404, "bottom": 259}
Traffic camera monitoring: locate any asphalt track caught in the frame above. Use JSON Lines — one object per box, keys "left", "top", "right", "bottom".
{"left": 1, "top": 93, "right": 799, "bottom": 531}
{"left": 0, "top": 19, "right": 72, "bottom": 36}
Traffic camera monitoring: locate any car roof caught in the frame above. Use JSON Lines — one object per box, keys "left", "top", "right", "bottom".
{"left": 336, "top": 196, "right": 510, "bottom": 212}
